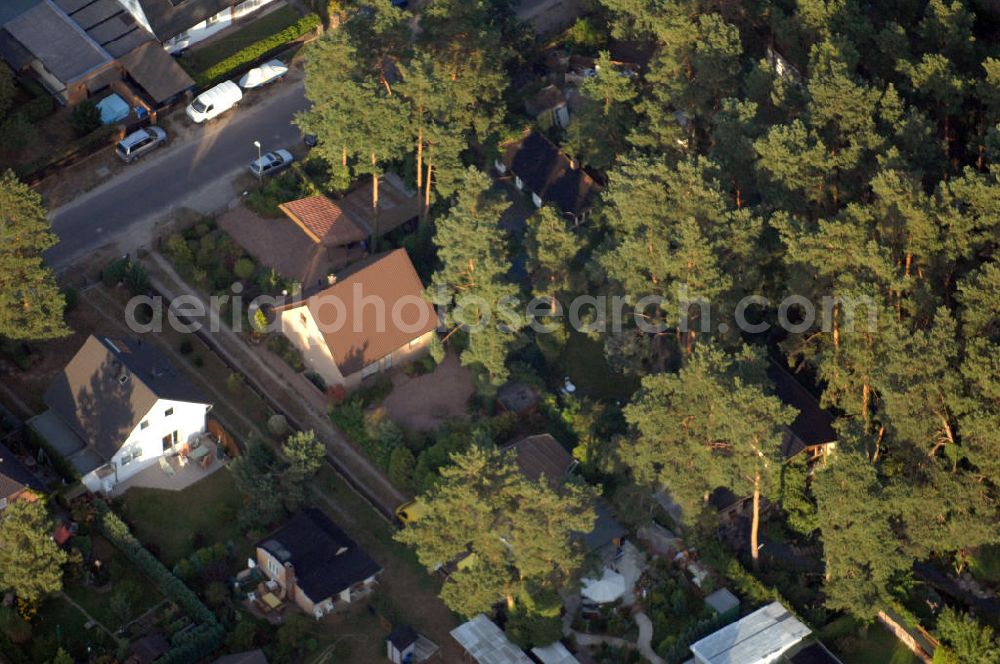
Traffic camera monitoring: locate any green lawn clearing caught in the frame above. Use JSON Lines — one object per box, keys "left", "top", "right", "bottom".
{"left": 63, "top": 535, "right": 164, "bottom": 631}
{"left": 118, "top": 470, "right": 247, "bottom": 567}
{"left": 819, "top": 616, "right": 921, "bottom": 664}
{"left": 559, "top": 329, "right": 639, "bottom": 401}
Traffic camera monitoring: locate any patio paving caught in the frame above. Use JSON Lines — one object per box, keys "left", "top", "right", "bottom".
{"left": 112, "top": 439, "right": 228, "bottom": 494}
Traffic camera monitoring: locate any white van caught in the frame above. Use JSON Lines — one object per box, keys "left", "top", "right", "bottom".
{"left": 185, "top": 81, "right": 242, "bottom": 123}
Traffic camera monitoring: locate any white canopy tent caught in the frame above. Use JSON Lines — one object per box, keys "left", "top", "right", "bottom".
{"left": 580, "top": 568, "right": 627, "bottom": 604}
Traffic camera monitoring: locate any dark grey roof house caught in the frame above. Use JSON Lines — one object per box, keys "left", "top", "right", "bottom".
{"left": 35, "top": 335, "right": 211, "bottom": 492}
{"left": 0, "top": 0, "right": 194, "bottom": 105}
{"left": 2, "top": 0, "right": 117, "bottom": 103}
{"left": 497, "top": 130, "right": 599, "bottom": 219}
{"left": 255, "top": 508, "right": 382, "bottom": 616}
{"left": 766, "top": 361, "right": 837, "bottom": 461}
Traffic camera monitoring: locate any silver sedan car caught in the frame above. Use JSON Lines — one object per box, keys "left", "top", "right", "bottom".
{"left": 249, "top": 149, "right": 294, "bottom": 177}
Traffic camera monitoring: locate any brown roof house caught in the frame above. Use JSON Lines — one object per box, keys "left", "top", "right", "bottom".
{"left": 33, "top": 336, "right": 212, "bottom": 494}
{"left": 273, "top": 174, "right": 420, "bottom": 287}
{"left": 275, "top": 248, "right": 438, "bottom": 391}
{"left": 254, "top": 508, "right": 381, "bottom": 618}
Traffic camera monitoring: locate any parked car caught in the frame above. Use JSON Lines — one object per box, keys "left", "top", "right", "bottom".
{"left": 186, "top": 81, "right": 242, "bottom": 123}
{"left": 239, "top": 59, "right": 288, "bottom": 89}
{"left": 115, "top": 126, "right": 167, "bottom": 163}
{"left": 249, "top": 149, "right": 294, "bottom": 177}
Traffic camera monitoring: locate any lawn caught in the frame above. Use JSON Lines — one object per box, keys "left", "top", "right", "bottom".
{"left": 819, "top": 616, "right": 921, "bottom": 664}
{"left": 118, "top": 470, "right": 247, "bottom": 567}
{"left": 31, "top": 595, "right": 117, "bottom": 662}
{"left": 63, "top": 535, "right": 164, "bottom": 631}
{"left": 559, "top": 329, "right": 639, "bottom": 401}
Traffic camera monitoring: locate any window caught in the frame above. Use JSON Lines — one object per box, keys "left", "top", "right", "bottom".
{"left": 140, "top": 420, "right": 149, "bottom": 430}
{"left": 165, "top": 408, "right": 174, "bottom": 417}
{"left": 206, "top": 12, "right": 221, "bottom": 24}
{"left": 361, "top": 362, "right": 379, "bottom": 378}
{"left": 0, "top": 498, "right": 7, "bottom": 510}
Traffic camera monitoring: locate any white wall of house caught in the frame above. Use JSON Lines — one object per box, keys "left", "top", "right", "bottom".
{"left": 279, "top": 305, "right": 345, "bottom": 388}
{"left": 81, "top": 398, "right": 211, "bottom": 492}
{"left": 163, "top": 0, "right": 280, "bottom": 53}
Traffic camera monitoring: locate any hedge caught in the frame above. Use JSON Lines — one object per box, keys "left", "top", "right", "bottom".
{"left": 189, "top": 13, "right": 320, "bottom": 88}
{"left": 94, "top": 501, "right": 224, "bottom": 661}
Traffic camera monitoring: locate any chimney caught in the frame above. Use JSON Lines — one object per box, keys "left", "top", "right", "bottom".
{"left": 283, "top": 562, "right": 295, "bottom": 601}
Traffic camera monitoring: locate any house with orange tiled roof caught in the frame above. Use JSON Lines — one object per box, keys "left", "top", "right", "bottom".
{"left": 279, "top": 173, "right": 419, "bottom": 249}
{"left": 274, "top": 248, "right": 438, "bottom": 390}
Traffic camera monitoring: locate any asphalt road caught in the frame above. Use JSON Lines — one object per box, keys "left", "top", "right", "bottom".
{"left": 45, "top": 80, "right": 309, "bottom": 271}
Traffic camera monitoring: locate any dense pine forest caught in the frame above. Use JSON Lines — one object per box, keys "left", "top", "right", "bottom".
{"left": 299, "top": 0, "right": 1000, "bottom": 660}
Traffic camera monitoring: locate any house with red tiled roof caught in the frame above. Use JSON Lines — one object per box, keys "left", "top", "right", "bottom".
{"left": 274, "top": 249, "right": 438, "bottom": 390}
{"left": 279, "top": 173, "right": 419, "bottom": 249}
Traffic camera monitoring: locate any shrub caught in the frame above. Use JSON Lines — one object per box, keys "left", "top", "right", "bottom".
{"left": 70, "top": 101, "right": 102, "bottom": 136}
{"left": 234, "top": 257, "right": 256, "bottom": 281}
{"left": 166, "top": 233, "right": 194, "bottom": 267}
{"left": 387, "top": 446, "right": 415, "bottom": 492}
{"left": 226, "top": 372, "right": 245, "bottom": 393}
{"left": 189, "top": 13, "right": 321, "bottom": 88}
{"left": 123, "top": 261, "right": 150, "bottom": 295}
{"left": 61, "top": 286, "right": 79, "bottom": 313}
{"left": 179, "top": 339, "right": 194, "bottom": 355}
{"left": 265, "top": 414, "right": 288, "bottom": 437}
{"left": 266, "top": 334, "right": 305, "bottom": 372}
{"left": 193, "top": 355, "right": 205, "bottom": 367}
{"left": 305, "top": 371, "right": 326, "bottom": 391}
{"left": 0, "top": 113, "right": 35, "bottom": 150}
{"left": 19, "top": 95, "right": 54, "bottom": 123}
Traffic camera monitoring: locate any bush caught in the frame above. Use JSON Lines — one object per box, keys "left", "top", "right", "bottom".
{"left": 268, "top": 414, "right": 289, "bottom": 437}
{"left": 387, "top": 446, "right": 415, "bottom": 492}
{"left": 102, "top": 257, "right": 148, "bottom": 295}
{"left": 245, "top": 171, "right": 310, "bottom": 217}
{"left": 266, "top": 334, "right": 305, "bottom": 372}
{"left": 234, "top": 257, "right": 256, "bottom": 282}
{"left": 70, "top": 101, "right": 102, "bottom": 136}
{"left": 189, "top": 13, "right": 321, "bottom": 88}
{"left": 0, "top": 113, "right": 35, "bottom": 150}
{"left": 61, "top": 286, "right": 78, "bottom": 313}
{"left": 165, "top": 233, "right": 194, "bottom": 267}
{"left": 179, "top": 339, "right": 194, "bottom": 355}
{"left": 305, "top": 371, "right": 326, "bottom": 391}
{"left": 18, "top": 95, "right": 54, "bottom": 123}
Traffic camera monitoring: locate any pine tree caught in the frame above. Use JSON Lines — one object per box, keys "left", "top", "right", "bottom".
{"left": 0, "top": 500, "right": 69, "bottom": 602}
{"left": 395, "top": 445, "right": 595, "bottom": 616}
{"left": 622, "top": 344, "right": 794, "bottom": 567}
{"left": 430, "top": 168, "right": 522, "bottom": 385}
{"left": 0, "top": 171, "right": 69, "bottom": 340}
